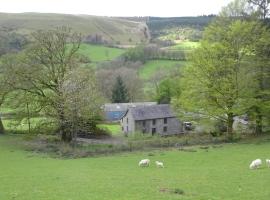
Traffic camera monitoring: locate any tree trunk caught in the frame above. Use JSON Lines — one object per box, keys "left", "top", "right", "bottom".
{"left": 26, "top": 101, "right": 31, "bottom": 134}
{"left": 58, "top": 106, "right": 72, "bottom": 142}
{"left": 0, "top": 117, "right": 5, "bottom": 134}
{"left": 227, "top": 113, "right": 234, "bottom": 141}
{"left": 255, "top": 107, "right": 263, "bottom": 134}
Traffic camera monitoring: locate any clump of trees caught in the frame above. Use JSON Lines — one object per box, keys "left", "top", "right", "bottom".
{"left": 122, "top": 44, "right": 187, "bottom": 63}
{"left": 97, "top": 67, "right": 144, "bottom": 102}
{"left": 0, "top": 29, "right": 28, "bottom": 56}
{"left": 174, "top": 0, "right": 270, "bottom": 140}
{"left": 0, "top": 27, "right": 104, "bottom": 141}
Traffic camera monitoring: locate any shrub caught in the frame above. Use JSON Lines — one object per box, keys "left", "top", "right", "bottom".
{"left": 173, "top": 188, "right": 184, "bottom": 195}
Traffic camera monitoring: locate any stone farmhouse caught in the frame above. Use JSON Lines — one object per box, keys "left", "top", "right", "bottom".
{"left": 102, "top": 102, "right": 157, "bottom": 121}
{"left": 120, "top": 104, "right": 183, "bottom": 136}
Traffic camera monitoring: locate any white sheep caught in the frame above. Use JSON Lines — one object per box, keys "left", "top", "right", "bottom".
{"left": 139, "top": 159, "right": 150, "bottom": 167}
{"left": 266, "top": 159, "right": 270, "bottom": 167}
{"left": 155, "top": 161, "right": 164, "bottom": 168}
{"left": 249, "top": 159, "right": 262, "bottom": 169}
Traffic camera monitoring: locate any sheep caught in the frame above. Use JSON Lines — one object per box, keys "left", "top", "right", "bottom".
{"left": 138, "top": 159, "right": 150, "bottom": 167}
{"left": 155, "top": 161, "right": 164, "bottom": 168}
{"left": 266, "top": 159, "right": 270, "bottom": 167}
{"left": 249, "top": 159, "right": 262, "bottom": 169}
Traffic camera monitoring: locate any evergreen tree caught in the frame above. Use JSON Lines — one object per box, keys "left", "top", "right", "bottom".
{"left": 111, "top": 76, "right": 130, "bottom": 103}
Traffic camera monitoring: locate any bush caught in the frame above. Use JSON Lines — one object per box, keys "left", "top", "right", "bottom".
{"left": 173, "top": 188, "right": 184, "bottom": 195}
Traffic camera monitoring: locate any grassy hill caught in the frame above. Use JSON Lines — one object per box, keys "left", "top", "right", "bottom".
{"left": 1, "top": 134, "right": 270, "bottom": 200}
{"left": 0, "top": 13, "right": 149, "bottom": 45}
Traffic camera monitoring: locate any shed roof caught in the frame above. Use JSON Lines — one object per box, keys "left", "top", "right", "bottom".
{"left": 126, "top": 104, "right": 176, "bottom": 120}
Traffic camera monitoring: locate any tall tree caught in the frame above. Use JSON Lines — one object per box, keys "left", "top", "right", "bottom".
{"left": 111, "top": 76, "right": 130, "bottom": 103}
{"left": 0, "top": 54, "right": 17, "bottom": 134}
{"left": 175, "top": 20, "right": 266, "bottom": 140}
{"left": 6, "top": 27, "right": 103, "bottom": 142}
{"left": 248, "top": 0, "right": 270, "bottom": 19}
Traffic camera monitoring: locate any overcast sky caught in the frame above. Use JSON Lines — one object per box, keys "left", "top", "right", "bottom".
{"left": 0, "top": 0, "right": 232, "bottom": 17}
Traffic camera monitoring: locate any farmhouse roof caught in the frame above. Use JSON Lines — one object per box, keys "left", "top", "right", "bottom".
{"left": 126, "top": 104, "right": 176, "bottom": 120}
{"left": 103, "top": 102, "right": 157, "bottom": 112}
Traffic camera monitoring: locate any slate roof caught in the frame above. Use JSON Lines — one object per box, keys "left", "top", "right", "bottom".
{"left": 103, "top": 102, "right": 157, "bottom": 112}
{"left": 127, "top": 104, "right": 176, "bottom": 120}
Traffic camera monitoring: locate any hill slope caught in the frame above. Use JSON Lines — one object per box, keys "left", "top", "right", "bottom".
{"left": 0, "top": 12, "right": 149, "bottom": 45}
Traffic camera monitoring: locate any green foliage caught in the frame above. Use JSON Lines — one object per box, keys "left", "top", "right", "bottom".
{"left": 0, "top": 30, "right": 28, "bottom": 56}
{"left": 175, "top": 20, "right": 269, "bottom": 139}
{"left": 111, "top": 76, "right": 130, "bottom": 103}
{"left": 156, "top": 78, "right": 181, "bottom": 104}
{"left": 123, "top": 45, "right": 147, "bottom": 63}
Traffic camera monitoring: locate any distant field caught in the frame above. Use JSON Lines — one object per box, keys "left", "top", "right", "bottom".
{"left": 79, "top": 44, "right": 125, "bottom": 62}
{"left": 139, "top": 60, "right": 187, "bottom": 79}
{"left": 169, "top": 41, "right": 200, "bottom": 50}
{"left": 0, "top": 135, "right": 270, "bottom": 200}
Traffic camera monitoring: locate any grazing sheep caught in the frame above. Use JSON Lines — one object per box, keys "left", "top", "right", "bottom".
{"left": 155, "top": 161, "right": 164, "bottom": 168}
{"left": 139, "top": 159, "right": 150, "bottom": 167}
{"left": 266, "top": 159, "right": 270, "bottom": 167}
{"left": 249, "top": 159, "right": 262, "bottom": 169}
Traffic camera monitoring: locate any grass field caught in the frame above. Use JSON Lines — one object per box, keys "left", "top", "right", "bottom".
{"left": 0, "top": 134, "right": 270, "bottom": 200}
{"left": 97, "top": 124, "right": 122, "bottom": 136}
{"left": 169, "top": 41, "right": 200, "bottom": 50}
{"left": 139, "top": 60, "right": 187, "bottom": 79}
{"left": 79, "top": 44, "right": 125, "bottom": 62}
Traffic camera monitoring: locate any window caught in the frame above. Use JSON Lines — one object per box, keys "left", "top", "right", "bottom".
{"left": 152, "top": 128, "right": 156, "bottom": 135}
{"left": 163, "top": 126, "right": 167, "bottom": 132}
{"left": 164, "top": 118, "right": 167, "bottom": 124}
{"left": 127, "top": 126, "right": 128, "bottom": 132}
{"left": 152, "top": 119, "right": 156, "bottom": 125}
{"left": 143, "top": 121, "right": 146, "bottom": 127}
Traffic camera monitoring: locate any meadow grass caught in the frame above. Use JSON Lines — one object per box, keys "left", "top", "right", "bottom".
{"left": 2, "top": 117, "right": 50, "bottom": 132}
{"left": 170, "top": 41, "right": 200, "bottom": 50}
{"left": 0, "top": 134, "right": 269, "bottom": 200}
{"left": 78, "top": 44, "right": 125, "bottom": 62}
{"left": 97, "top": 123, "right": 122, "bottom": 136}
{"left": 139, "top": 60, "right": 187, "bottom": 79}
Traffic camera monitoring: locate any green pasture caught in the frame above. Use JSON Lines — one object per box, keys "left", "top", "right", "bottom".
{"left": 139, "top": 60, "right": 187, "bottom": 79}
{"left": 0, "top": 135, "right": 270, "bottom": 200}
{"left": 78, "top": 44, "right": 125, "bottom": 62}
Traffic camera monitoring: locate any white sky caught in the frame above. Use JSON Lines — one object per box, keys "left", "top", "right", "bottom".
{"left": 0, "top": 0, "right": 232, "bottom": 17}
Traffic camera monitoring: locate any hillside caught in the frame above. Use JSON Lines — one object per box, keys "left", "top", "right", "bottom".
{"left": 0, "top": 12, "right": 149, "bottom": 45}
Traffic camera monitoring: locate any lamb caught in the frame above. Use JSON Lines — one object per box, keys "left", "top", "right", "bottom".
{"left": 155, "top": 161, "right": 164, "bottom": 168}
{"left": 138, "top": 159, "right": 150, "bottom": 167}
{"left": 249, "top": 159, "right": 262, "bottom": 169}
{"left": 266, "top": 159, "right": 270, "bottom": 167}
